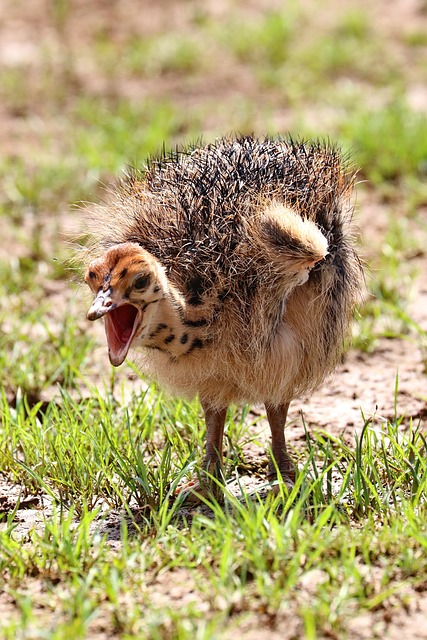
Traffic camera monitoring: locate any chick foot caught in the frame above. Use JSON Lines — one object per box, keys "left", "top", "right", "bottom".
{"left": 175, "top": 463, "right": 225, "bottom": 504}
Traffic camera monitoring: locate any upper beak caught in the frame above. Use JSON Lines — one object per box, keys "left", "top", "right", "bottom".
{"left": 87, "top": 288, "right": 116, "bottom": 321}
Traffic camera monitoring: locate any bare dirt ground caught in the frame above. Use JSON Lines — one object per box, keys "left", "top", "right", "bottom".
{"left": 1, "top": 0, "right": 427, "bottom": 637}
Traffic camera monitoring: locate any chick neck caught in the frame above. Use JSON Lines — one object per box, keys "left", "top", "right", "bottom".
{"left": 141, "top": 281, "right": 206, "bottom": 359}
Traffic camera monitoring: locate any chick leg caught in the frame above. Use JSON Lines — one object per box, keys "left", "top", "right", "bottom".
{"left": 266, "top": 402, "right": 295, "bottom": 491}
{"left": 203, "top": 404, "right": 226, "bottom": 470}
{"left": 176, "top": 405, "right": 227, "bottom": 503}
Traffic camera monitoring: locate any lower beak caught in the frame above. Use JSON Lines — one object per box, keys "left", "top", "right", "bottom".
{"left": 87, "top": 289, "right": 116, "bottom": 321}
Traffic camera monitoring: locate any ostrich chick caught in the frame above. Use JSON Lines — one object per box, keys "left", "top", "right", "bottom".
{"left": 84, "top": 136, "right": 363, "bottom": 498}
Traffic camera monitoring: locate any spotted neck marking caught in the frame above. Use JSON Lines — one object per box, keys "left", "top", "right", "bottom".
{"left": 140, "top": 291, "right": 208, "bottom": 358}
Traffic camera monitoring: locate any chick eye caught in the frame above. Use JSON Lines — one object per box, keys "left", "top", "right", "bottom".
{"left": 133, "top": 275, "right": 150, "bottom": 290}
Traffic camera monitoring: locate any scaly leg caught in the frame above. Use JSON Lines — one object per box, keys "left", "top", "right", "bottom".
{"left": 176, "top": 404, "right": 227, "bottom": 503}
{"left": 265, "top": 402, "right": 295, "bottom": 491}
{"left": 202, "top": 403, "right": 227, "bottom": 476}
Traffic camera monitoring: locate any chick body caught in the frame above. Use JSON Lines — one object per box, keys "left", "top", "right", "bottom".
{"left": 85, "top": 136, "right": 363, "bottom": 496}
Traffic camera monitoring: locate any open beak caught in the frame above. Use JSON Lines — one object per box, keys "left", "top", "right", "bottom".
{"left": 87, "top": 289, "right": 141, "bottom": 366}
{"left": 87, "top": 288, "right": 116, "bottom": 321}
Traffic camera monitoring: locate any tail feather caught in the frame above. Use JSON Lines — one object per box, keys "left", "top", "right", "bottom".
{"left": 259, "top": 202, "right": 328, "bottom": 270}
